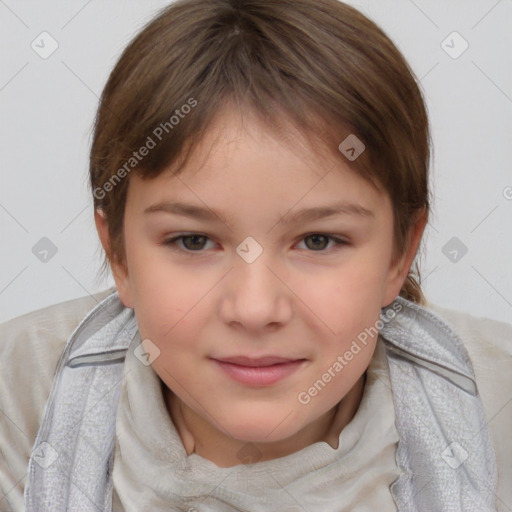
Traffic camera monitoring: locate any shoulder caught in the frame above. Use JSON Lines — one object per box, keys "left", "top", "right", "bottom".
{"left": 0, "top": 287, "right": 117, "bottom": 393}
{"left": 424, "top": 300, "right": 512, "bottom": 408}
{"left": 424, "top": 300, "right": 512, "bottom": 373}
{"left": 423, "top": 300, "right": 512, "bottom": 422}
{"left": 0, "top": 287, "right": 115, "bottom": 511}
{"left": 424, "top": 300, "right": 512, "bottom": 510}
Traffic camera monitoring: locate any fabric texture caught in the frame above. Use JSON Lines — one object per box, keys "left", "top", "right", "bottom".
{"left": 0, "top": 289, "right": 114, "bottom": 512}
{"left": 0, "top": 289, "right": 511, "bottom": 511}
{"left": 23, "top": 293, "right": 139, "bottom": 512}
{"left": 380, "top": 299, "right": 498, "bottom": 511}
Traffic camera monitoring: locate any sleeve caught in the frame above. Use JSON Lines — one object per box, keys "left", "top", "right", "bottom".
{"left": 425, "top": 302, "right": 512, "bottom": 512}
{"left": 0, "top": 289, "right": 115, "bottom": 511}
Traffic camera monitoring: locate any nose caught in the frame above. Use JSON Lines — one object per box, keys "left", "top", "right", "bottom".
{"left": 218, "top": 253, "right": 293, "bottom": 333}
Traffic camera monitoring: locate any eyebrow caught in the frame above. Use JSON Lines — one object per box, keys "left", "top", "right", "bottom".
{"left": 143, "top": 200, "right": 374, "bottom": 226}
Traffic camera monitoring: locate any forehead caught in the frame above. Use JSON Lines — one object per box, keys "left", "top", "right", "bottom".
{"left": 127, "top": 106, "right": 390, "bottom": 219}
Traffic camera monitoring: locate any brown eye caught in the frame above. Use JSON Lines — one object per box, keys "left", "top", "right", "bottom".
{"left": 180, "top": 235, "right": 208, "bottom": 250}
{"left": 304, "top": 234, "right": 330, "bottom": 250}
{"left": 163, "top": 234, "right": 214, "bottom": 254}
{"left": 297, "top": 234, "right": 349, "bottom": 253}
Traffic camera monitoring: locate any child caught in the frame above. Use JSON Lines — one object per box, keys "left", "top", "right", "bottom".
{"left": 1, "top": 0, "right": 511, "bottom": 510}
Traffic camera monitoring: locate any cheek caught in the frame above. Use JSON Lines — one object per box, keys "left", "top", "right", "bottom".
{"left": 128, "top": 268, "right": 212, "bottom": 353}
{"left": 301, "top": 259, "right": 387, "bottom": 337}
{"left": 133, "top": 286, "right": 202, "bottom": 348}
{"left": 123, "top": 235, "right": 190, "bottom": 328}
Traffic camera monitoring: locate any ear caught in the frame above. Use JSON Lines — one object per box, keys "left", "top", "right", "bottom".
{"left": 381, "top": 208, "right": 428, "bottom": 307}
{"left": 94, "top": 209, "right": 134, "bottom": 308}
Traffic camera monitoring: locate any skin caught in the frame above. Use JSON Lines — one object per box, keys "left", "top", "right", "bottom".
{"left": 95, "top": 106, "right": 427, "bottom": 468}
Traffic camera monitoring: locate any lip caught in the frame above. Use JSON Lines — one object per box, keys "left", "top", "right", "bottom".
{"left": 213, "top": 355, "right": 302, "bottom": 367}
{"left": 211, "top": 356, "right": 307, "bottom": 386}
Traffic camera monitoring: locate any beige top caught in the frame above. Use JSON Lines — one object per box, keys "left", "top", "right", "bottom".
{"left": 0, "top": 288, "right": 511, "bottom": 511}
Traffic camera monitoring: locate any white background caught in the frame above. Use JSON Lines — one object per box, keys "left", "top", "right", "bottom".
{"left": 1, "top": 0, "right": 511, "bottom": 324}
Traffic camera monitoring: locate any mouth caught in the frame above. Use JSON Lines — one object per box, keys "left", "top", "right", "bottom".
{"left": 210, "top": 356, "right": 307, "bottom": 386}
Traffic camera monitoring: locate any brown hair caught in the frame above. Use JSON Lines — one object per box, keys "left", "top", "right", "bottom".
{"left": 90, "top": 0, "right": 431, "bottom": 304}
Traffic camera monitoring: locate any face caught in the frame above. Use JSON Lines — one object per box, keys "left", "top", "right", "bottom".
{"left": 104, "top": 107, "right": 417, "bottom": 447}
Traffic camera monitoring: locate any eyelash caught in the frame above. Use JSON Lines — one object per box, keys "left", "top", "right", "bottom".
{"left": 161, "top": 233, "right": 349, "bottom": 256}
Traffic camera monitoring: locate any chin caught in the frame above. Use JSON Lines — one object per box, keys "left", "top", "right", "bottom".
{"left": 220, "top": 409, "right": 304, "bottom": 444}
